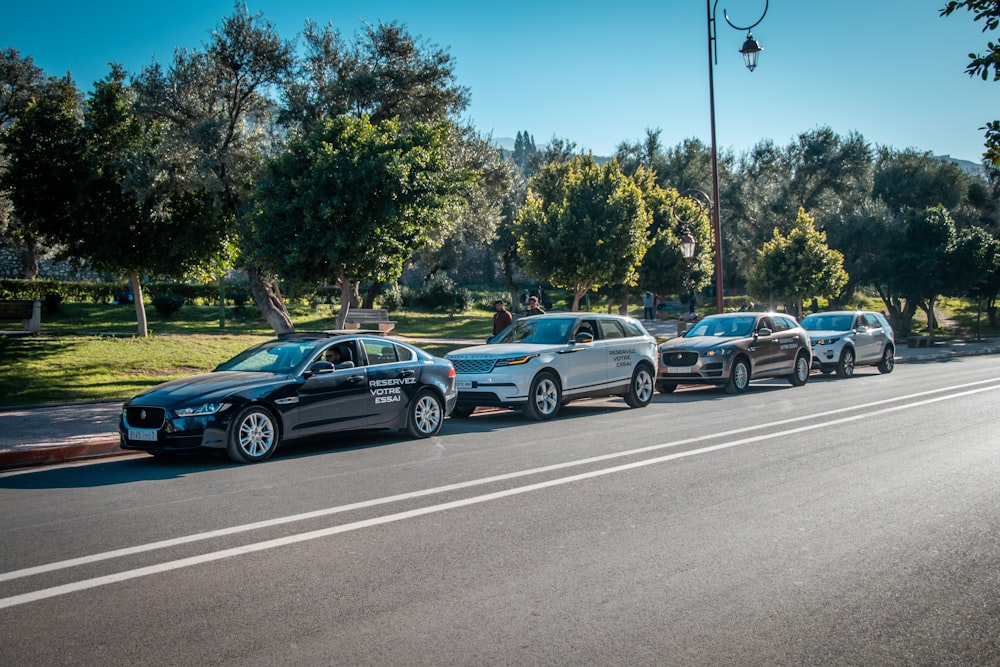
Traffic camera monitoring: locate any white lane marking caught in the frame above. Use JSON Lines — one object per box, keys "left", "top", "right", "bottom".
{"left": 2, "top": 377, "right": 999, "bottom": 588}
{"left": 2, "top": 382, "right": 998, "bottom": 610}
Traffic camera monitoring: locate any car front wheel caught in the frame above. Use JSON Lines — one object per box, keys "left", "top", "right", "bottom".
{"left": 407, "top": 390, "right": 444, "bottom": 438}
{"left": 836, "top": 348, "right": 855, "bottom": 378}
{"left": 227, "top": 406, "right": 279, "bottom": 463}
{"left": 788, "top": 352, "right": 811, "bottom": 386}
{"left": 524, "top": 371, "right": 561, "bottom": 420}
{"left": 725, "top": 357, "right": 751, "bottom": 394}
{"left": 877, "top": 345, "right": 895, "bottom": 374}
{"left": 624, "top": 363, "right": 654, "bottom": 408}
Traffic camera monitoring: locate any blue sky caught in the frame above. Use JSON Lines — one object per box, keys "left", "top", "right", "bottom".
{"left": 5, "top": 1, "right": 998, "bottom": 163}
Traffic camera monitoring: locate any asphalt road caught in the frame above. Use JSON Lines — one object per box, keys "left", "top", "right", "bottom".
{"left": 2, "top": 356, "right": 999, "bottom": 665}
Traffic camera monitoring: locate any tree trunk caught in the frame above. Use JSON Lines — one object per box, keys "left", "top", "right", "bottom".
{"left": 362, "top": 281, "right": 383, "bottom": 309}
{"left": 21, "top": 236, "right": 39, "bottom": 279}
{"left": 129, "top": 270, "right": 148, "bottom": 338}
{"left": 247, "top": 263, "right": 294, "bottom": 334}
{"left": 335, "top": 273, "right": 351, "bottom": 330}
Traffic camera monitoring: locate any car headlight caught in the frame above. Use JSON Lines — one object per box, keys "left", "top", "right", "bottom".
{"left": 174, "top": 402, "right": 231, "bottom": 417}
{"left": 703, "top": 348, "right": 733, "bottom": 358}
{"left": 495, "top": 354, "right": 538, "bottom": 367}
{"left": 813, "top": 337, "right": 841, "bottom": 346}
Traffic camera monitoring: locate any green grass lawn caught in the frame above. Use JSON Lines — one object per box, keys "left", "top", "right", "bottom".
{"left": 2, "top": 297, "right": 995, "bottom": 409}
{"left": 0, "top": 303, "right": 494, "bottom": 408}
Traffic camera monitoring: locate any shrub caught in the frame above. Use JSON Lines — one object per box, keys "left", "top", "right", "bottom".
{"left": 380, "top": 283, "right": 404, "bottom": 312}
{"left": 42, "top": 292, "right": 63, "bottom": 314}
{"left": 414, "top": 274, "right": 458, "bottom": 310}
{"left": 152, "top": 293, "right": 186, "bottom": 317}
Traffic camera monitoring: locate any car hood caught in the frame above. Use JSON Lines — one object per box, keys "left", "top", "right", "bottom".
{"left": 658, "top": 335, "right": 742, "bottom": 352}
{"left": 447, "top": 343, "right": 566, "bottom": 359}
{"left": 127, "top": 371, "right": 285, "bottom": 406}
{"left": 805, "top": 329, "right": 849, "bottom": 340}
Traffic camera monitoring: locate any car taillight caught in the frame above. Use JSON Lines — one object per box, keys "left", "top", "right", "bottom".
{"left": 448, "top": 366, "right": 456, "bottom": 378}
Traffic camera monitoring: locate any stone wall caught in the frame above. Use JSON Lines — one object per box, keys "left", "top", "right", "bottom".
{"left": 0, "top": 243, "right": 103, "bottom": 281}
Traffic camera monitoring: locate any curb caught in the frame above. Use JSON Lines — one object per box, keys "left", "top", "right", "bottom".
{"left": 0, "top": 435, "right": 130, "bottom": 471}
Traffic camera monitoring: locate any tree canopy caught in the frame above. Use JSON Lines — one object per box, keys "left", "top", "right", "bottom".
{"left": 252, "top": 114, "right": 466, "bottom": 328}
{"left": 517, "top": 155, "right": 651, "bottom": 311}
{"left": 747, "top": 208, "right": 848, "bottom": 317}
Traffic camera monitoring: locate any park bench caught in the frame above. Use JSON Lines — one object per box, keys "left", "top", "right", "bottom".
{"left": 0, "top": 299, "right": 41, "bottom": 334}
{"left": 344, "top": 308, "right": 396, "bottom": 333}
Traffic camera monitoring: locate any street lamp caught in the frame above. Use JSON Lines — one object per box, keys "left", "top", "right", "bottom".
{"left": 706, "top": 0, "right": 768, "bottom": 313}
{"left": 679, "top": 231, "right": 697, "bottom": 261}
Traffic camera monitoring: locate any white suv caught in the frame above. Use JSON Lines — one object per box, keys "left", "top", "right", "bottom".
{"left": 799, "top": 310, "right": 895, "bottom": 378}
{"left": 445, "top": 313, "right": 658, "bottom": 420}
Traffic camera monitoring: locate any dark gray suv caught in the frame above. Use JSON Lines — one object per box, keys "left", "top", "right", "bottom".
{"left": 656, "top": 312, "right": 811, "bottom": 394}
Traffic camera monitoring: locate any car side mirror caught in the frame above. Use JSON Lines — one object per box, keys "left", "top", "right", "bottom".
{"left": 309, "top": 361, "right": 335, "bottom": 375}
{"left": 574, "top": 332, "right": 594, "bottom": 344}
{"left": 756, "top": 327, "right": 772, "bottom": 337}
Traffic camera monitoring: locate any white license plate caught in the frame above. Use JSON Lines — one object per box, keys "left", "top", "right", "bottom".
{"left": 128, "top": 428, "right": 158, "bottom": 442}
{"left": 456, "top": 380, "right": 472, "bottom": 389}
{"left": 667, "top": 366, "right": 691, "bottom": 374}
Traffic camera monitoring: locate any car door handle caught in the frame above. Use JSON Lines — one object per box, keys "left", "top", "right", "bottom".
{"left": 399, "top": 370, "right": 416, "bottom": 378}
{"left": 348, "top": 375, "right": 366, "bottom": 383}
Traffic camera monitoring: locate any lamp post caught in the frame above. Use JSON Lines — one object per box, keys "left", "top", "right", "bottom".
{"left": 706, "top": 0, "right": 767, "bottom": 313}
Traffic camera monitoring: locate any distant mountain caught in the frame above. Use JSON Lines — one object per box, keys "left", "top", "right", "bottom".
{"left": 936, "top": 154, "right": 985, "bottom": 177}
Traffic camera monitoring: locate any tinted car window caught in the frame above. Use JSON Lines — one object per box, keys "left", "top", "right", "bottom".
{"left": 598, "top": 319, "right": 625, "bottom": 339}
{"left": 620, "top": 319, "right": 645, "bottom": 337}
{"left": 775, "top": 315, "right": 799, "bottom": 331}
{"left": 364, "top": 340, "right": 407, "bottom": 365}
{"left": 863, "top": 313, "right": 882, "bottom": 329}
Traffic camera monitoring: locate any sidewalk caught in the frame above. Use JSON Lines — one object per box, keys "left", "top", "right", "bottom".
{"left": 1, "top": 325, "right": 998, "bottom": 471}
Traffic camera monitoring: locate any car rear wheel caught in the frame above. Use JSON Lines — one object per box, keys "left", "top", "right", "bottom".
{"left": 656, "top": 381, "right": 678, "bottom": 394}
{"left": 836, "top": 348, "right": 855, "bottom": 378}
{"left": 227, "top": 406, "right": 279, "bottom": 463}
{"left": 624, "top": 363, "right": 654, "bottom": 408}
{"left": 788, "top": 352, "right": 811, "bottom": 386}
{"left": 725, "top": 357, "right": 751, "bottom": 394}
{"left": 877, "top": 345, "right": 895, "bottom": 374}
{"left": 407, "top": 390, "right": 444, "bottom": 438}
{"left": 524, "top": 371, "right": 561, "bottom": 420}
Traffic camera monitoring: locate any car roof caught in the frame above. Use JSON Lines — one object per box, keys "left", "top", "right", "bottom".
{"left": 802, "top": 310, "right": 871, "bottom": 316}
{"left": 276, "top": 330, "right": 388, "bottom": 342}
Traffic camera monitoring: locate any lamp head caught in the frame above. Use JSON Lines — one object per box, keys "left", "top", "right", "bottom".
{"left": 740, "top": 32, "right": 763, "bottom": 71}
{"left": 680, "top": 231, "right": 697, "bottom": 261}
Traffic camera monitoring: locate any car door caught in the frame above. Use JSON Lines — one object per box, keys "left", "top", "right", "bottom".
{"left": 292, "top": 342, "right": 370, "bottom": 438}
{"left": 855, "top": 312, "right": 884, "bottom": 363}
{"left": 596, "top": 317, "right": 637, "bottom": 387}
{"left": 750, "top": 315, "right": 781, "bottom": 375}
{"left": 771, "top": 315, "right": 804, "bottom": 374}
{"left": 559, "top": 317, "right": 608, "bottom": 395}
{"left": 362, "top": 338, "right": 420, "bottom": 427}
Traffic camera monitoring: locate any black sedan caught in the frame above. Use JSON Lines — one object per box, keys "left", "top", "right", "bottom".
{"left": 120, "top": 332, "right": 457, "bottom": 463}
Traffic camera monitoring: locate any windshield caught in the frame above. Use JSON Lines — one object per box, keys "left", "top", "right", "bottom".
{"left": 685, "top": 316, "right": 756, "bottom": 338}
{"left": 215, "top": 340, "right": 316, "bottom": 374}
{"left": 492, "top": 317, "right": 575, "bottom": 345}
{"left": 801, "top": 314, "right": 854, "bottom": 332}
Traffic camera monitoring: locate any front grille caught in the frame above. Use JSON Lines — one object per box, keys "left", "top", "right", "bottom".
{"left": 452, "top": 358, "right": 497, "bottom": 374}
{"left": 661, "top": 351, "right": 699, "bottom": 366}
{"left": 125, "top": 406, "right": 166, "bottom": 429}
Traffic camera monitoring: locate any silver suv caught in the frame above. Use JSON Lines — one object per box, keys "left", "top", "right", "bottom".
{"left": 445, "top": 313, "right": 658, "bottom": 420}
{"left": 799, "top": 310, "right": 895, "bottom": 378}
